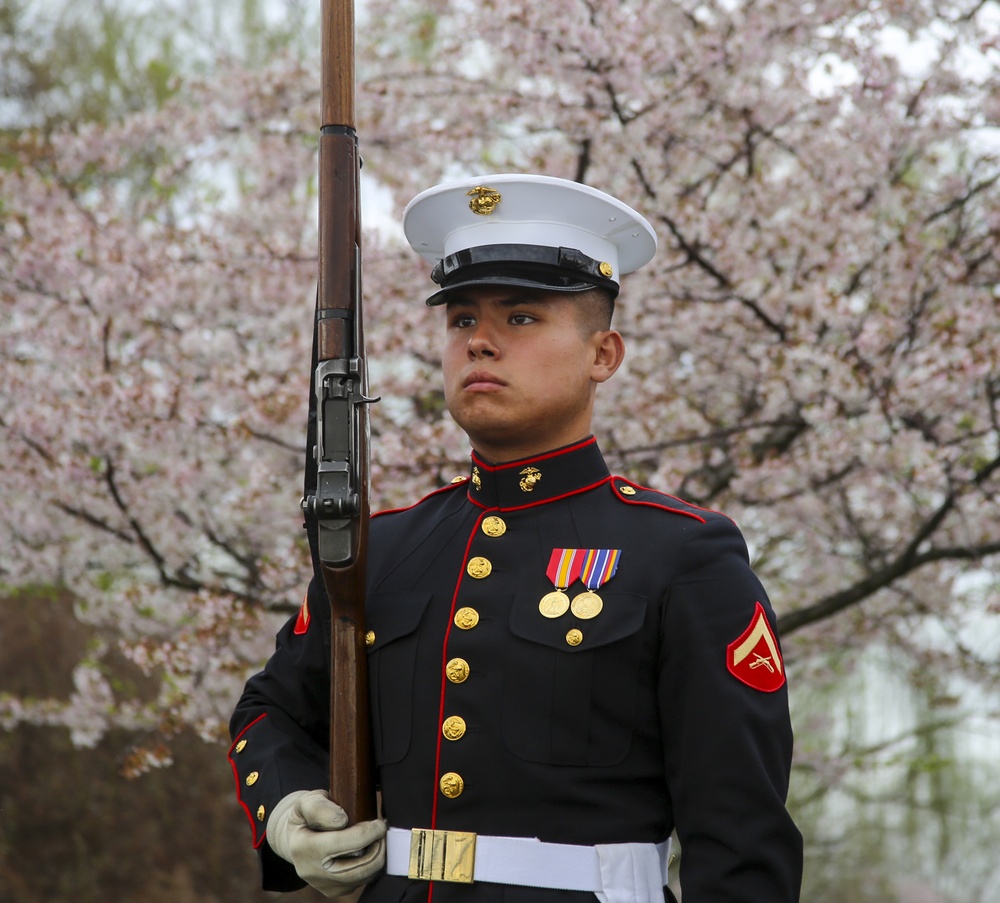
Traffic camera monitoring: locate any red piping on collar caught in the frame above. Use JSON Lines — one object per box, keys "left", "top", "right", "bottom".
{"left": 469, "top": 435, "right": 597, "bottom": 472}
{"left": 467, "top": 474, "right": 613, "bottom": 511}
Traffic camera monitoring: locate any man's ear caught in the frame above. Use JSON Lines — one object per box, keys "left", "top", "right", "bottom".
{"left": 591, "top": 330, "right": 625, "bottom": 383}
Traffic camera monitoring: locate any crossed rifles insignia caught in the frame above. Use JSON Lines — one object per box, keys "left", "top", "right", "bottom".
{"left": 727, "top": 602, "right": 785, "bottom": 692}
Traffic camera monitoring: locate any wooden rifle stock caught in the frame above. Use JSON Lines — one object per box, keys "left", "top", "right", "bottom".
{"left": 308, "top": 0, "right": 376, "bottom": 826}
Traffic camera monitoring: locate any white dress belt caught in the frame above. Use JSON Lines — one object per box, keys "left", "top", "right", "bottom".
{"left": 386, "top": 826, "right": 671, "bottom": 897}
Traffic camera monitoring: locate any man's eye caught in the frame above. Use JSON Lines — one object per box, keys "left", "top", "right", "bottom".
{"left": 510, "top": 313, "right": 536, "bottom": 325}
{"left": 451, "top": 315, "right": 476, "bottom": 328}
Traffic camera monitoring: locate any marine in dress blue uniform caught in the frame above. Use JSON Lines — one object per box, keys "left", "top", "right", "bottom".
{"left": 229, "top": 174, "right": 803, "bottom": 902}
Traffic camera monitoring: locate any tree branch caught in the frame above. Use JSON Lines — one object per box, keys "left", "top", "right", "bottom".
{"left": 779, "top": 452, "right": 1000, "bottom": 634}
{"left": 53, "top": 501, "right": 136, "bottom": 544}
{"left": 779, "top": 539, "right": 1000, "bottom": 635}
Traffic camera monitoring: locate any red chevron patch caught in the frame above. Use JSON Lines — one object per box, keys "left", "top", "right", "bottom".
{"left": 727, "top": 602, "right": 785, "bottom": 692}
{"left": 293, "top": 594, "right": 310, "bottom": 635}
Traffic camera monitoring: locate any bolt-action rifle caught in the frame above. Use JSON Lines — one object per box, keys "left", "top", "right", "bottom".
{"left": 301, "top": 0, "right": 378, "bottom": 826}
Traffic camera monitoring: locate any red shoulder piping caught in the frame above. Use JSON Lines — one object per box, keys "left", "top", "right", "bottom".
{"left": 372, "top": 479, "right": 466, "bottom": 519}
{"left": 610, "top": 477, "right": 710, "bottom": 524}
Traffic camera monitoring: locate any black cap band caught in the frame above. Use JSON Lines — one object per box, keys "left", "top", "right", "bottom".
{"left": 426, "top": 243, "right": 618, "bottom": 306}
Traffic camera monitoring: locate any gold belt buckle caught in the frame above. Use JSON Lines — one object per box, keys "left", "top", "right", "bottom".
{"left": 407, "top": 828, "right": 477, "bottom": 883}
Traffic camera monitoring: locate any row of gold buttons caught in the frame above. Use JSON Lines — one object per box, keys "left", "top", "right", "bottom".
{"left": 233, "top": 738, "right": 267, "bottom": 824}
{"left": 438, "top": 514, "right": 507, "bottom": 799}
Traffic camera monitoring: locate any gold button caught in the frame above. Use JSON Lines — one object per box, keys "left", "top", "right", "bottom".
{"left": 599, "top": 261, "right": 614, "bottom": 278}
{"left": 454, "top": 607, "right": 480, "bottom": 629}
{"left": 442, "top": 716, "right": 467, "bottom": 741}
{"left": 245, "top": 771, "right": 259, "bottom": 786}
{"left": 256, "top": 805, "right": 266, "bottom": 822}
{"left": 451, "top": 475, "right": 468, "bottom": 484}
{"left": 566, "top": 629, "right": 583, "bottom": 647}
{"left": 365, "top": 630, "right": 376, "bottom": 647}
{"left": 466, "top": 556, "right": 492, "bottom": 579}
{"left": 620, "top": 485, "right": 637, "bottom": 496}
{"left": 481, "top": 516, "right": 506, "bottom": 538}
{"left": 440, "top": 772, "right": 465, "bottom": 798}
{"left": 235, "top": 740, "right": 247, "bottom": 753}
{"left": 446, "top": 657, "right": 471, "bottom": 683}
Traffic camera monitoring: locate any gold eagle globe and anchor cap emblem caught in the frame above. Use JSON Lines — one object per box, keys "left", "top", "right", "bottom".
{"left": 467, "top": 186, "right": 502, "bottom": 215}
{"left": 519, "top": 467, "right": 542, "bottom": 492}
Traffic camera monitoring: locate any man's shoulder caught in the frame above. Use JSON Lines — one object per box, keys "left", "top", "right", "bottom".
{"left": 606, "top": 476, "right": 733, "bottom": 526}
{"left": 372, "top": 478, "right": 468, "bottom": 523}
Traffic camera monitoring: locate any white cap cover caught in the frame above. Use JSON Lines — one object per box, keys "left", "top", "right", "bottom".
{"left": 403, "top": 173, "right": 657, "bottom": 304}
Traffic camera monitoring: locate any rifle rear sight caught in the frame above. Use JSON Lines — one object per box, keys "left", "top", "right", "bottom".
{"left": 301, "top": 492, "right": 360, "bottom": 519}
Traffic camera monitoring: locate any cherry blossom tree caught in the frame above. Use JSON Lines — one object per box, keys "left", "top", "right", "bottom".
{"left": 2, "top": 3, "right": 999, "bottom": 894}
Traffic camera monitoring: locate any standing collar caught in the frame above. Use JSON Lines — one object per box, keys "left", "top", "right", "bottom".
{"left": 464, "top": 436, "right": 610, "bottom": 510}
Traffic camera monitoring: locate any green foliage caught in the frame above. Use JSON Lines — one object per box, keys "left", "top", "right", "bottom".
{"left": 0, "top": 582, "right": 63, "bottom": 602}
{"left": 0, "top": 0, "right": 318, "bottom": 131}
{"left": 789, "top": 644, "right": 1000, "bottom": 903}
{"left": 1, "top": 0, "right": 174, "bottom": 128}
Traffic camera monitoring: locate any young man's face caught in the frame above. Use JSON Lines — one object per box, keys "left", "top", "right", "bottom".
{"left": 441, "top": 286, "right": 624, "bottom": 463}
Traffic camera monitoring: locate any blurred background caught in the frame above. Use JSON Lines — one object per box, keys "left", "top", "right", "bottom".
{"left": 2, "top": 1, "right": 999, "bottom": 901}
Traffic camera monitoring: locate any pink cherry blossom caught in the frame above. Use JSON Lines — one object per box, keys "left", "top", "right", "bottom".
{"left": 1, "top": 4, "right": 997, "bottom": 804}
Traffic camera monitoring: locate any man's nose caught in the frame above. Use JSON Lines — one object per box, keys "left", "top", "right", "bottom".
{"left": 467, "top": 323, "right": 500, "bottom": 358}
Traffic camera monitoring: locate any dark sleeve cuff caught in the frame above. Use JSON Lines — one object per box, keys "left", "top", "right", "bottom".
{"left": 259, "top": 837, "right": 307, "bottom": 892}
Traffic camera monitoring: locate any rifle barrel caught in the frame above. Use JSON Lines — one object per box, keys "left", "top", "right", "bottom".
{"left": 322, "top": 0, "right": 355, "bottom": 129}
{"left": 315, "top": 0, "right": 376, "bottom": 826}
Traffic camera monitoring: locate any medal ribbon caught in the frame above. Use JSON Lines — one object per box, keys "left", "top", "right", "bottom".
{"left": 547, "top": 549, "right": 621, "bottom": 590}
{"left": 580, "top": 549, "right": 621, "bottom": 590}
{"left": 546, "top": 548, "right": 584, "bottom": 589}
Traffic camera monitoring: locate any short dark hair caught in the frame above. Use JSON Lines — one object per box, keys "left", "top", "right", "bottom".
{"left": 575, "top": 287, "right": 616, "bottom": 335}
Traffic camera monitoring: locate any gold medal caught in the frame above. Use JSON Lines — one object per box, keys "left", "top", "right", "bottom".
{"left": 539, "top": 590, "right": 570, "bottom": 618}
{"left": 571, "top": 590, "right": 603, "bottom": 619}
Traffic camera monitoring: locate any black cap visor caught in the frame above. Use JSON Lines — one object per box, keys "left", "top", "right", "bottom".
{"left": 425, "top": 243, "right": 618, "bottom": 306}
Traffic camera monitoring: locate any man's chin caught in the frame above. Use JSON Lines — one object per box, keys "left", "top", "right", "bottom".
{"left": 458, "top": 421, "right": 525, "bottom": 461}
{"left": 450, "top": 399, "right": 508, "bottom": 434}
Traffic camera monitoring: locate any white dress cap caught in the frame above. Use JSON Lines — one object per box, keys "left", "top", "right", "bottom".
{"left": 403, "top": 174, "right": 657, "bottom": 304}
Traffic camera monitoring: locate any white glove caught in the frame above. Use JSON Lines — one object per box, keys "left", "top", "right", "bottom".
{"left": 267, "top": 789, "right": 387, "bottom": 897}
